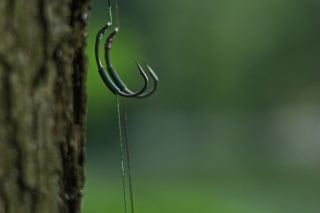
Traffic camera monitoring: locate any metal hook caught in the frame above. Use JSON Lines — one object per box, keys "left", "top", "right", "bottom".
{"left": 95, "top": 22, "right": 149, "bottom": 97}
{"left": 104, "top": 25, "right": 159, "bottom": 98}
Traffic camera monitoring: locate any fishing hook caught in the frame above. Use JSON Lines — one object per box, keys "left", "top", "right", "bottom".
{"left": 95, "top": 22, "right": 149, "bottom": 97}
{"left": 104, "top": 25, "right": 159, "bottom": 98}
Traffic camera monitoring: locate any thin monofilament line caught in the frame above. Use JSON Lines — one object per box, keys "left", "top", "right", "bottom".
{"left": 116, "top": 95, "right": 128, "bottom": 213}
{"left": 115, "top": 0, "right": 120, "bottom": 28}
{"left": 108, "top": 0, "right": 112, "bottom": 24}
{"left": 123, "top": 99, "right": 135, "bottom": 213}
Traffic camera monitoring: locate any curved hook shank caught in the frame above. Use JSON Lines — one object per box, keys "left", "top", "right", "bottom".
{"left": 95, "top": 22, "right": 120, "bottom": 93}
{"left": 95, "top": 22, "right": 111, "bottom": 69}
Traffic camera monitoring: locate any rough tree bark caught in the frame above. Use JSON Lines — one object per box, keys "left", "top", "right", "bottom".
{"left": 0, "top": 0, "right": 91, "bottom": 212}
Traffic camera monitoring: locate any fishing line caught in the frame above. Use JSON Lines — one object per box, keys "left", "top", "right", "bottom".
{"left": 115, "top": 0, "right": 120, "bottom": 28}
{"left": 108, "top": 0, "right": 112, "bottom": 24}
{"left": 110, "top": 1, "right": 134, "bottom": 213}
{"left": 116, "top": 95, "right": 128, "bottom": 213}
{"left": 123, "top": 99, "right": 135, "bottom": 213}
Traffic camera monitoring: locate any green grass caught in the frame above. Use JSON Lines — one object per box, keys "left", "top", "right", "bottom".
{"left": 83, "top": 169, "right": 320, "bottom": 213}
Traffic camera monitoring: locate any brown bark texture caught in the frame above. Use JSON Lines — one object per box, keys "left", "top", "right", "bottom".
{"left": 0, "top": 0, "right": 91, "bottom": 212}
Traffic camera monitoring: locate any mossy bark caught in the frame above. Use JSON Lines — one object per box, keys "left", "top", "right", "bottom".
{"left": 0, "top": 0, "right": 91, "bottom": 212}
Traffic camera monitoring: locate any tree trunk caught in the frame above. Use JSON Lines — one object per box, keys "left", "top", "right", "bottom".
{"left": 0, "top": 0, "right": 91, "bottom": 212}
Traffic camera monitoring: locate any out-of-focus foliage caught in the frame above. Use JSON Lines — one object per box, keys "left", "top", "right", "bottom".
{"left": 88, "top": 0, "right": 320, "bottom": 113}
{"left": 84, "top": 0, "right": 320, "bottom": 212}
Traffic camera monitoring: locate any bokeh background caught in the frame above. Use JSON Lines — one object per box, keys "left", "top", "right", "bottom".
{"left": 83, "top": 1, "right": 320, "bottom": 212}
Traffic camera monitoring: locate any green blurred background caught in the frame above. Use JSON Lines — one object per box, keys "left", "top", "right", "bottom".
{"left": 84, "top": 1, "right": 320, "bottom": 212}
